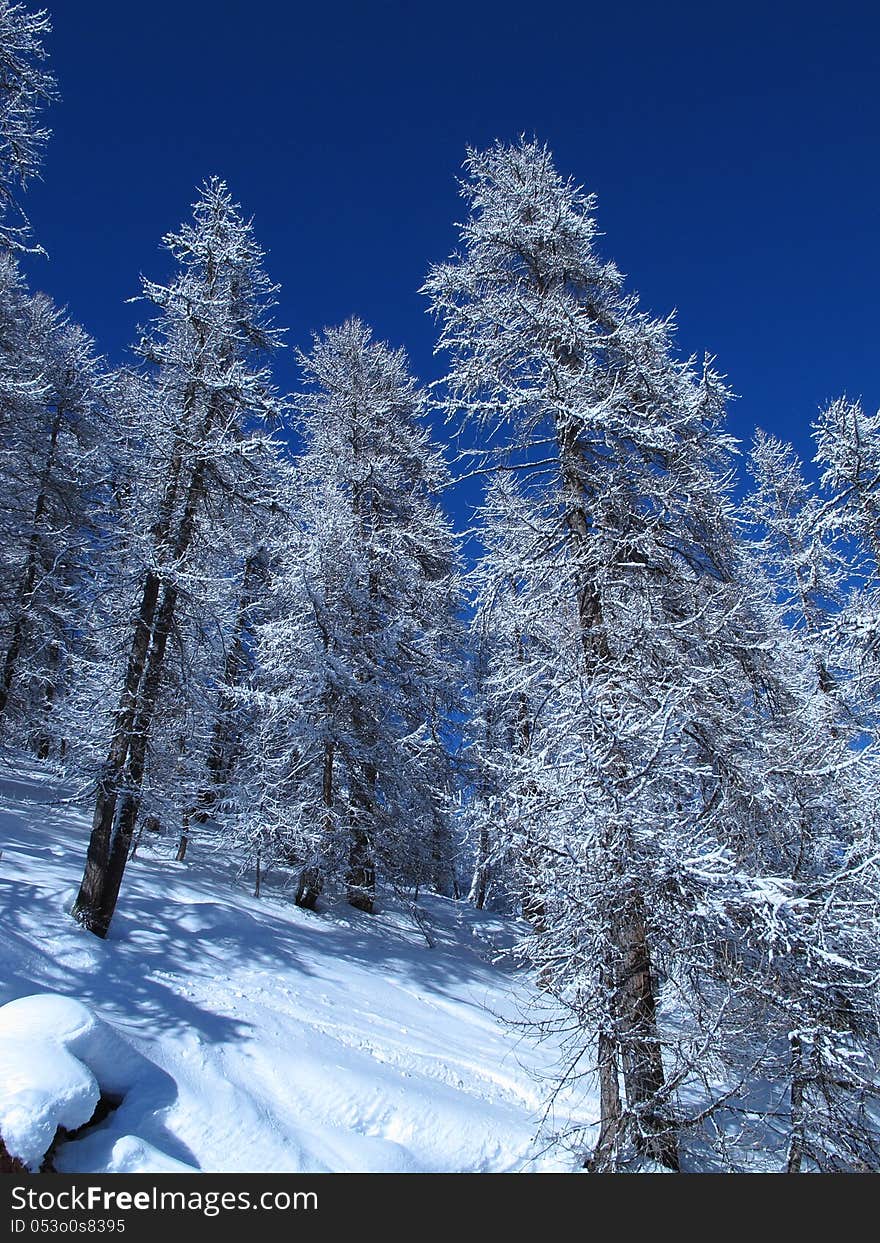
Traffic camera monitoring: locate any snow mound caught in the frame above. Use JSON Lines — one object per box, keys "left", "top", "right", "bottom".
{"left": 0, "top": 1037, "right": 97, "bottom": 1169}
{"left": 0, "top": 993, "right": 185, "bottom": 1172}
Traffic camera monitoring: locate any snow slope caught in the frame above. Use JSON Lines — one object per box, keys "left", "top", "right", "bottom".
{"left": 0, "top": 760, "right": 593, "bottom": 1173}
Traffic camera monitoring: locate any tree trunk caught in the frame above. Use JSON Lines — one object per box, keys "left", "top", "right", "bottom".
{"left": 71, "top": 568, "right": 164, "bottom": 934}
{"left": 555, "top": 415, "right": 675, "bottom": 1170}
{"left": 294, "top": 866, "right": 322, "bottom": 910}
{"left": 347, "top": 826, "right": 375, "bottom": 912}
{"left": 347, "top": 758, "right": 377, "bottom": 912}
{"left": 75, "top": 577, "right": 180, "bottom": 936}
{"left": 469, "top": 823, "right": 490, "bottom": 909}
{"left": 295, "top": 737, "right": 333, "bottom": 910}
{"left": 176, "top": 811, "right": 189, "bottom": 862}
{"left": 35, "top": 672, "right": 56, "bottom": 760}
{"left": 73, "top": 442, "right": 209, "bottom": 937}
{"left": 614, "top": 896, "right": 678, "bottom": 1170}
{"left": 787, "top": 1035, "right": 806, "bottom": 1174}
{"left": 587, "top": 1032, "right": 623, "bottom": 1171}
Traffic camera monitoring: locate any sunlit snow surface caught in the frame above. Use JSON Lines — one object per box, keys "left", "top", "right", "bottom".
{"left": 0, "top": 761, "right": 592, "bottom": 1173}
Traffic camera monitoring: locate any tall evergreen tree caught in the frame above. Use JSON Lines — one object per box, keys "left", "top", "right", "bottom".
{"left": 232, "top": 319, "right": 462, "bottom": 914}
{"left": 744, "top": 430, "right": 848, "bottom": 700}
{"left": 0, "top": 290, "right": 106, "bottom": 746}
{"left": 72, "top": 178, "right": 284, "bottom": 938}
{"left": 0, "top": 1, "right": 55, "bottom": 251}
{"left": 425, "top": 137, "right": 755, "bottom": 1169}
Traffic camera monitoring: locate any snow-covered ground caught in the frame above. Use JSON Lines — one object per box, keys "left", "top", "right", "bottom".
{"left": 0, "top": 760, "right": 593, "bottom": 1173}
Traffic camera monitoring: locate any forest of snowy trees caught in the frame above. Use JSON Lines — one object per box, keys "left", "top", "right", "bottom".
{"left": 1, "top": 3, "right": 879, "bottom": 1174}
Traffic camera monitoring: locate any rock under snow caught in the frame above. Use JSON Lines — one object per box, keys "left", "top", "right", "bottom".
{"left": 0, "top": 993, "right": 169, "bottom": 1171}
{"left": 0, "top": 997, "right": 106, "bottom": 1169}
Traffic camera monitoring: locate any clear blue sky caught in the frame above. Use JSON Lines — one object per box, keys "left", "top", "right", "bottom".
{"left": 21, "top": 0, "right": 879, "bottom": 492}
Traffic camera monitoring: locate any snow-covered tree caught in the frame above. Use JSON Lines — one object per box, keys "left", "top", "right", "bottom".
{"left": 674, "top": 526, "right": 880, "bottom": 1170}
{"left": 0, "top": 275, "right": 108, "bottom": 754}
{"left": 232, "top": 319, "right": 463, "bottom": 914}
{"left": 0, "top": 2, "right": 55, "bottom": 250}
{"left": 424, "top": 137, "right": 760, "bottom": 1169}
{"left": 811, "top": 395, "right": 880, "bottom": 726}
{"left": 72, "top": 178, "right": 285, "bottom": 938}
{"left": 742, "top": 429, "right": 858, "bottom": 723}
{"left": 814, "top": 396, "right": 880, "bottom": 572}
{"left": 424, "top": 136, "right": 880, "bottom": 1173}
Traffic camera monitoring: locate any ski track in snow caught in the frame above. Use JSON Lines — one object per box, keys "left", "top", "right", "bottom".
{"left": 0, "top": 761, "right": 593, "bottom": 1173}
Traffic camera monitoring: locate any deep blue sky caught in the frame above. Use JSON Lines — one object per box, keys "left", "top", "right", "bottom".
{"left": 21, "top": 0, "right": 880, "bottom": 498}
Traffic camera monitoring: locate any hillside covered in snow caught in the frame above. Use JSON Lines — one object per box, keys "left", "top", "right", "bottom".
{"left": 0, "top": 762, "right": 592, "bottom": 1174}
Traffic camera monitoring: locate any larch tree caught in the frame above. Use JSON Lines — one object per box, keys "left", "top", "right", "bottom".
{"left": 234, "top": 319, "right": 462, "bottom": 914}
{"left": 814, "top": 396, "right": 880, "bottom": 573}
{"left": 72, "top": 178, "right": 284, "bottom": 938}
{"left": 0, "top": 291, "right": 106, "bottom": 750}
{"left": 0, "top": 3, "right": 101, "bottom": 752}
{"left": 423, "top": 137, "right": 769, "bottom": 1171}
{"left": 812, "top": 395, "right": 880, "bottom": 730}
{"left": 0, "top": 1, "right": 55, "bottom": 251}
{"left": 429, "top": 141, "right": 880, "bottom": 1173}
{"left": 744, "top": 430, "right": 848, "bottom": 701}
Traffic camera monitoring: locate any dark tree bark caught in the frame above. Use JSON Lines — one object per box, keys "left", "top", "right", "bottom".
{"left": 75, "top": 575, "right": 180, "bottom": 936}
{"left": 614, "top": 896, "right": 678, "bottom": 1170}
{"left": 587, "top": 1031, "right": 623, "bottom": 1172}
{"left": 469, "top": 823, "right": 491, "bottom": 910}
{"left": 35, "top": 658, "right": 58, "bottom": 760}
{"left": 294, "top": 866, "right": 322, "bottom": 910}
{"left": 176, "top": 810, "right": 189, "bottom": 862}
{"left": 72, "top": 440, "right": 208, "bottom": 937}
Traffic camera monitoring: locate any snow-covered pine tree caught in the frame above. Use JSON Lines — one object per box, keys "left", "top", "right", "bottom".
{"left": 672, "top": 521, "right": 880, "bottom": 1170}
{"left": 211, "top": 466, "right": 321, "bottom": 897}
{"left": 812, "top": 395, "right": 880, "bottom": 728}
{"left": 0, "top": 279, "right": 108, "bottom": 755}
{"left": 72, "top": 178, "right": 284, "bottom": 938}
{"left": 726, "top": 400, "right": 880, "bottom": 1167}
{"left": 234, "top": 319, "right": 463, "bottom": 914}
{"left": 55, "top": 366, "right": 161, "bottom": 784}
{"left": 0, "top": 3, "right": 98, "bottom": 752}
{"left": 814, "top": 396, "right": 880, "bottom": 573}
{"left": 424, "top": 137, "right": 764, "bottom": 1170}
{"left": 0, "top": 1, "right": 55, "bottom": 251}
{"left": 744, "top": 430, "right": 847, "bottom": 699}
